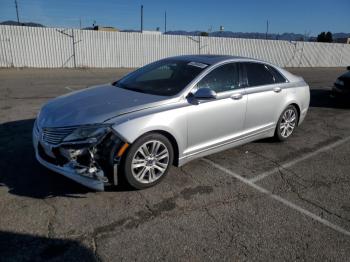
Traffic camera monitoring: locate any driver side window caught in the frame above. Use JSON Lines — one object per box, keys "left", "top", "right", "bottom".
{"left": 196, "top": 63, "right": 239, "bottom": 93}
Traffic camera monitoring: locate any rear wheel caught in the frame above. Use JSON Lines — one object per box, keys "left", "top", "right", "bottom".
{"left": 274, "top": 105, "right": 299, "bottom": 141}
{"left": 123, "top": 133, "right": 173, "bottom": 189}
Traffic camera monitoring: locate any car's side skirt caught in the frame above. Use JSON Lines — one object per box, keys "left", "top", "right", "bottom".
{"left": 178, "top": 126, "right": 275, "bottom": 166}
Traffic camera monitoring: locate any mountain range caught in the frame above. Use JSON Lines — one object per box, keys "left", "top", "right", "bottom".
{"left": 164, "top": 30, "right": 350, "bottom": 42}
{"left": 1, "top": 20, "right": 349, "bottom": 42}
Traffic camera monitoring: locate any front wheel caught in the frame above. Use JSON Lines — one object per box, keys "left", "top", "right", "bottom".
{"left": 274, "top": 105, "right": 299, "bottom": 141}
{"left": 122, "top": 133, "right": 174, "bottom": 189}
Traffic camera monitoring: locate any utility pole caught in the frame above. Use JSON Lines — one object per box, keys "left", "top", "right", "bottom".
{"left": 140, "top": 5, "right": 144, "bottom": 33}
{"left": 164, "top": 11, "right": 167, "bottom": 34}
{"left": 265, "top": 20, "right": 269, "bottom": 40}
{"left": 14, "top": 0, "right": 20, "bottom": 24}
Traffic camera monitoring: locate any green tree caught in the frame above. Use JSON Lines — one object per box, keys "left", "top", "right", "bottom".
{"left": 325, "top": 31, "right": 333, "bottom": 42}
{"left": 317, "top": 31, "right": 333, "bottom": 43}
{"left": 200, "top": 32, "right": 209, "bottom": 37}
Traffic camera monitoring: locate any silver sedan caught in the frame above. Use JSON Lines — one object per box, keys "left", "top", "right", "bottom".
{"left": 33, "top": 55, "right": 310, "bottom": 191}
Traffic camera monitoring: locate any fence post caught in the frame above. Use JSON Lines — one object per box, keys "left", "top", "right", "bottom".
{"left": 72, "top": 29, "right": 76, "bottom": 68}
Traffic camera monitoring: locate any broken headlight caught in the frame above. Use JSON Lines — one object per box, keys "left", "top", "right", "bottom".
{"left": 63, "top": 124, "right": 111, "bottom": 143}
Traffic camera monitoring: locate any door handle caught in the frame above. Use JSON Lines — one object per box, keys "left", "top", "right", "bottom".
{"left": 231, "top": 93, "right": 243, "bottom": 100}
{"left": 273, "top": 87, "right": 282, "bottom": 93}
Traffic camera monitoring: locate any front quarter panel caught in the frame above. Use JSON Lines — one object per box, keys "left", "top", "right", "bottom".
{"left": 107, "top": 103, "right": 189, "bottom": 159}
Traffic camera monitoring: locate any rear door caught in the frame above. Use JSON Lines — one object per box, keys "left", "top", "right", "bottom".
{"left": 242, "top": 62, "right": 287, "bottom": 133}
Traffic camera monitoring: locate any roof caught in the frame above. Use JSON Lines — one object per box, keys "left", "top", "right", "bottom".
{"left": 169, "top": 55, "right": 244, "bottom": 65}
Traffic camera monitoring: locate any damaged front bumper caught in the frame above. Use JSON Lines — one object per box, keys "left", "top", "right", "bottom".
{"left": 34, "top": 149, "right": 106, "bottom": 191}
{"left": 33, "top": 121, "right": 124, "bottom": 191}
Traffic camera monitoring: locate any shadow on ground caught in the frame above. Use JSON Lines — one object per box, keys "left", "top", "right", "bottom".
{"left": 310, "top": 88, "right": 350, "bottom": 109}
{"left": 0, "top": 119, "right": 92, "bottom": 198}
{"left": 0, "top": 231, "right": 96, "bottom": 262}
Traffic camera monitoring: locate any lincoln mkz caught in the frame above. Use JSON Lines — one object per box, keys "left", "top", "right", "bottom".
{"left": 33, "top": 55, "right": 310, "bottom": 191}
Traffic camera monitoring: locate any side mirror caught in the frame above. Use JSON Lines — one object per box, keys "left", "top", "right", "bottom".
{"left": 193, "top": 87, "right": 217, "bottom": 100}
{"left": 347, "top": 66, "right": 350, "bottom": 71}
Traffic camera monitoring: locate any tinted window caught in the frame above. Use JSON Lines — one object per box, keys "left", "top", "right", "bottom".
{"left": 196, "top": 63, "right": 240, "bottom": 93}
{"left": 266, "top": 65, "right": 287, "bottom": 83}
{"left": 116, "top": 60, "right": 206, "bottom": 96}
{"left": 244, "top": 63, "right": 275, "bottom": 87}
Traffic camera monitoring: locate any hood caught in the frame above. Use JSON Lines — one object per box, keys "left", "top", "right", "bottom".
{"left": 38, "top": 84, "right": 170, "bottom": 127}
{"left": 339, "top": 71, "right": 350, "bottom": 80}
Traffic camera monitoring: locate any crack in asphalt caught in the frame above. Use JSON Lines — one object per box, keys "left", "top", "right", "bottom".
{"left": 91, "top": 235, "right": 102, "bottom": 262}
{"left": 278, "top": 170, "right": 350, "bottom": 223}
{"left": 84, "top": 192, "right": 257, "bottom": 244}
{"left": 249, "top": 149, "right": 350, "bottom": 223}
{"left": 42, "top": 198, "right": 58, "bottom": 238}
{"left": 180, "top": 166, "right": 201, "bottom": 184}
{"left": 68, "top": 185, "right": 245, "bottom": 245}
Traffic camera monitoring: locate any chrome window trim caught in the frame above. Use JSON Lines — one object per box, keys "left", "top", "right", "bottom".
{"left": 180, "top": 58, "right": 290, "bottom": 99}
{"left": 240, "top": 61, "right": 289, "bottom": 89}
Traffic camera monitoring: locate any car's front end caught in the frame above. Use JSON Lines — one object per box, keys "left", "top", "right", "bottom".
{"left": 332, "top": 69, "right": 350, "bottom": 97}
{"left": 32, "top": 81, "right": 172, "bottom": 191}
{"left": 33, "top": 119, "right": 126, "bottom": 191}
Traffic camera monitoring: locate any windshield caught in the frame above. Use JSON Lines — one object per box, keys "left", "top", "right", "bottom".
{"left": 115, "top": 59, "right": 207, "bottom": 96}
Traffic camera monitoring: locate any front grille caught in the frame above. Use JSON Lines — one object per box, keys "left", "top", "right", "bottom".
{"left": 42, "top": 126, "right": 77, "bottom": 145}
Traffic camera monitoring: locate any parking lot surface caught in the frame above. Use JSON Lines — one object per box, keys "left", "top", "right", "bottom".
{"left": 0, "top": 67, "right": 349, "bottom": 261}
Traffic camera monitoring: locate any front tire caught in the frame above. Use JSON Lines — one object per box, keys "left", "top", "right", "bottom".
{"left": 274, "top": 105, "right": 299, "bottom": 141}
{"left": 122, "top": 133, "right": 174, "bottom": 189}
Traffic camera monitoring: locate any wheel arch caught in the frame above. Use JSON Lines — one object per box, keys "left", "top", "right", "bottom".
{"left": 289, "top": 102, "right": 301, "bottom": 125}
{"left": 130, "top": 130, "right": 180, "bottom": 167}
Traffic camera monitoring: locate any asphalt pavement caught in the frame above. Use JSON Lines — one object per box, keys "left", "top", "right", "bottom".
{"left": 0, "top": 67, "right": 349, "bottom": 261}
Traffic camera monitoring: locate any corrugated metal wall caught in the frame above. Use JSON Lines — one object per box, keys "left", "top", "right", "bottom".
{"left": 1, "top": 25, "right": 349, "bottom": 68}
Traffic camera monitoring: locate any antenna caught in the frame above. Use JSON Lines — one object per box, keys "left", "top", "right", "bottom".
{"left": 14, "top": 0, "right": 20, "bottom": 24}
{"left": 266, "top": 20, "right": 269, "bottom": 39}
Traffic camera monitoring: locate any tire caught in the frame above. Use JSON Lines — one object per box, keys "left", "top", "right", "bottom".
{"left": 122, "top": 133, "right": 174, "bottom": 189}
{"left": 274, "top": 105, "right": 299, "bottom": 142}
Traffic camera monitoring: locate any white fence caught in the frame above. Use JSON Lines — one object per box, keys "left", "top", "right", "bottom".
{"left": 1, "top": 25, "right": 350, "bottom": 68}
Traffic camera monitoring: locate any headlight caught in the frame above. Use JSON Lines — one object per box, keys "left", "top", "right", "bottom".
{"left": 63, "top": 124, "right": 111, "bottom": 143}
{"left": 335, "top": 79, "right": 344, "bottom": 86}
{"left": 37, "top": 109, "right": 42, "bottom": 119}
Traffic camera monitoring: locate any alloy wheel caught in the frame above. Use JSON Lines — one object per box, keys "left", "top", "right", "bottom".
{"left": 131, "top": 140, "right": 170, "bottom": 184}
{"left": 280, "top": 109, "right": 297, "bottom": 138}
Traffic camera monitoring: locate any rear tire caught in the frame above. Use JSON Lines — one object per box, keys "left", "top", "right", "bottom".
{"left": 274, "top": 105, "right": 299, "bottom": 142}
{"left": 122, "top": 133, "right": 174, "bottom": 189}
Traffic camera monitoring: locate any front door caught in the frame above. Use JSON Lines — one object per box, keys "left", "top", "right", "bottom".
{"left": 185, "top": 62, "right": 247, "bottom": 156}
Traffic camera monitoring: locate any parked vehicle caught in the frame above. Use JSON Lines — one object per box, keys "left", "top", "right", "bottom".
{"left": 332, "top": 66, "right": 350, "bottom": 97}
{"left": 33, "top": 55, "right": 310, "bottom": 191}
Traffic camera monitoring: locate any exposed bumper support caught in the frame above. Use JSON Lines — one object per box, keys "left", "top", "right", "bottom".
{"left": 35, "top": 150, "right": 105, "bottom": 191}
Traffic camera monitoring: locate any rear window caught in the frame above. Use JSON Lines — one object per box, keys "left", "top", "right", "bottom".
{"left": 266, "top": 65, "right": 287, "bottom": 83}
{"left": 244, "top": 62, "right": 275, "bottom": 87}
{"left": 115, "top": 60, "right": 207, "bottom": 96}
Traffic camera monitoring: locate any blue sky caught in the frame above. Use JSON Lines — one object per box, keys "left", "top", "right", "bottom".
{"left": 1, "top": 0, "right": 349, "bottom": 34}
